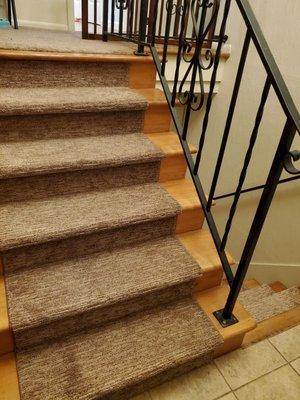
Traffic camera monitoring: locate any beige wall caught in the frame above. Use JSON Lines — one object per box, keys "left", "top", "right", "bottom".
{"left": 14, "top": 0, "right": 74, "bottom": 30}
{"left": 186, "top": 0, "right": 300, "bottom": 286}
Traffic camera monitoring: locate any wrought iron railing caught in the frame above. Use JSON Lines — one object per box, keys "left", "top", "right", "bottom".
{"left": 81, "top": 0, "right": 300, "bottom": 326}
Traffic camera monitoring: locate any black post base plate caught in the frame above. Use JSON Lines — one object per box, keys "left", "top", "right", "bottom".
{"left": 213, "top": 309, "right": 239, "bottom": 327}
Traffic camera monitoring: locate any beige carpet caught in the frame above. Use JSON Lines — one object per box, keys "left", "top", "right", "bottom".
{"left": 1, "top": 43, "right": 223, "bottom": 399}
{"left": 0, "top": 59, "right": 129, "bottom": 88}
{"left": 240, "top": 284, "right": 300, "bottom": 323}
{"left": 0, "top": 27, "right": 136, "bottom": 54}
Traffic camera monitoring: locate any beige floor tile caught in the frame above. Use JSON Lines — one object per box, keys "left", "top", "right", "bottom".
{"left": 291, "top": 358, "right": 300, "bottom": 375}
{"left": 218, "top": 393, "right": 237, "bottom": 400}
{"left": 214, "top": 340, "right": 286, "bottom": 389}
{"left": 149, "top": 363, "right": 230, "bottom": 400}
{"left": 131, "top": 392, "right": 152, "bottom": 400}
{"left": 269, "top": 325, "right": 300, "bottom": 361}
{"left": 235, "top": 365, "right": 300, "bottom": 400}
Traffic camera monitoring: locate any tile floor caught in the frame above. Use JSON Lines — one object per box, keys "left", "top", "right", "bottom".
{"left": 132, "top": 324, "right": 300, "bottom": 400}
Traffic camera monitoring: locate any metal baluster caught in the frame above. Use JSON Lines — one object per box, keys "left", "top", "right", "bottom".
{"left": 111, "top": 0, "right": 115, "bottom": 34}
{"left": 94, "top": 0, "right": 97, "bottom": 36}
{"left": 218, "top": 118, "right": 297, "bottom": 323}
{"left": 103, "top": 0, "right": 109, "bottom": 41}
{"left": 173, "top": 0, "right": 182, "bottom": 37}
{"left": 220, "top": 77, "right": 271, "bottom": 251}
{"left": 128, "top": 0, "right": 135, "bottom": 39}
{"left": 158, "top": 0, "right": 165, "bottom": 37}
{"left": 119, "top": 2, "right": 124, "bottom": 35}
{"left": 150, "top": 0, "right": 160, "bottom": 46}
{"left": 161, "top": 0, "right": 175, "bottom": 76}
{"left": 194, "top": 0, "right": 231, "bottom": 172}
{"left": 182, "top": 0, "right": 208, "bottom": 140}
{"left": 10, "top": 0, "right": 18, "bottom": 29}
{"left": 171, "top": 0, "right": 189, "bottom": 106}
{"left": 134, "top": 0, "right": 139, "bottom": 36}
{"left": 82, "top": 0, "right": 89, "bottom": 39}
{"left": 135, "top": 0, "right": 148, "bottom": 55}
{"left": 207, "top": 29, "right": 251, "bottom": 211}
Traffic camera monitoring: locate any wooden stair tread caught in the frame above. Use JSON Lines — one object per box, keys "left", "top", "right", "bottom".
{"left": 178, "top": 229, "right": 235, "bottom": 273}
{"left": 135, "top": 88, "right": 167, "bottom": 106}
{"left": 269, "top": 281, "right": 287, "bottom": 292}
{"left": 147, "top": 131, "right": 197, "bottom": 156}
{"left": 162, "top": 179, "right": 200, "bottom": 210}
{"left": 0, "top": 49, "right": 154, "bottom": 63}
{"left": 0, "top": 275, "right": 13, "bottom": 355}
{"left": 195, "top": 284, "right": 257, "bottom": 356}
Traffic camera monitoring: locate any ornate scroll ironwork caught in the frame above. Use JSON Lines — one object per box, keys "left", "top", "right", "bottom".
{"left": 175, "top": 0, "right": 220, "bottom": 111}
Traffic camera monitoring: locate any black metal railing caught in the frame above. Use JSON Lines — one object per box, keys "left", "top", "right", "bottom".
{"left": 6, "top": 0, "right": 18, "bottom": 29}
{"left": 82, "top": 0, "right": 300, "bottom": 326}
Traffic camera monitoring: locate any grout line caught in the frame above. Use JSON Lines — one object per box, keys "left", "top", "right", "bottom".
{"left": 214, "top": 390, "right": 237, "bottom": 400}
{"left": 267, "top": 336, "right": 291, "bottom": 363}
{"left": 213, "top": 359, "right": 233, "bottom": 391}
{"left": 289, "top": 359, "right": 300, "bottom": 376}
{"left": 232, "top": 363, "right": 289, "bottom": 392}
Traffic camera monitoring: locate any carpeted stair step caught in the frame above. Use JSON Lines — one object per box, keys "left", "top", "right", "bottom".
{"left": 0, "top": 59, "right": 130, "bottom": 88}
{"left": 6, "top": 236, "right": 201, "bottom": 350}
{"left": 0, "top": 182, "right": 180, "bottom": 270}
{"left": 239, "top": 284, "right": 300, "bottom": 323}
{"left": 0, "top": 133, "right": 163, "bottom": 202}
{"left": 16, "top": 298, "right": 223, "bottom": 400}
{"left": 0, "top": 87, "right": 147, "bottom": 141}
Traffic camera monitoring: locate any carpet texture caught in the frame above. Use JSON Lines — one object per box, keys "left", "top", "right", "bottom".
{"left": 240, "top": 284, "right": 300, "bottom": 323}
{"left": 0, "top": 27, "right": 136, "bottom": 54}
{"left": 1, "top": 44, "right": 224, "bottom": 399}
{"left": 6, "top": 237, "right": 201, "bottom": 349}
{"left": 16, "top": 299, "right": 223, "bottom": 400}
{"left": 0, "top": 87, "right": 147, "bottom": 116}
{"left": 0, "top": 60, "right": 129, "bottom": 88}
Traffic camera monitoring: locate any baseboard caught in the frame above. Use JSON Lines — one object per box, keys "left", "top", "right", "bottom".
{"left": 18, "top": 20, "right": 69, "bottom": 31}
{"left": 231, "top": 262, "right": 300, "bottom": 288}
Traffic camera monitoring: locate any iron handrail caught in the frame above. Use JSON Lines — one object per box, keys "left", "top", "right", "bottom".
{"left": 82, "top": 0, "right": 299, "bottom": 326}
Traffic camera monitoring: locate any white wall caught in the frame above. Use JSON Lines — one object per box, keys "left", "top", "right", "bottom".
{"left": 14, "top": 0, "right": 74, "bottom": 31}
{"left": 186, "top": 0, "right": 300, "bottom": 286}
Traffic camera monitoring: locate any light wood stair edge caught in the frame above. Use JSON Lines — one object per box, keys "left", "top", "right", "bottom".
{"left": 195, "top": 284, "right": 257, "bottom": 357}
{"left": 0, "top": 49, "right": 154, "bottom": 63}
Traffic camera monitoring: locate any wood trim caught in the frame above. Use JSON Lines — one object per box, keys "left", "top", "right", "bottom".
{"left": 0, "top": 276, "right": 13, "bottom": 356}
{"left": 0, "top": 49, "right": 154, "bottom": 63}
{"left": 178, "top": 229, "right": 235, "bottom": 292}
{"left": 146, "top": 131, "right": 197, "bottom": 182}
{"left": 129, "top": 63, "right": 157, "bottom": 89}
{"left": 195, "top": 285, "right": 257, "bottom": 357}
{"left": 162, "top": 179, "right": 204, "bottom": 233}
{"left": 0, "top": 353, "right": 20, "bottom": 400}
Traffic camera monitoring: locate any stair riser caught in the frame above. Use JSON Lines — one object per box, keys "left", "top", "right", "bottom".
{"left": 2, "top": 217, "right": 177, "bottom": 273}
{"left": 0, "top": 110, "right": 144, "bottom": 142}
{"left": 0, "top": 162, "right": 160, "bottom": 203}
{"left": 0, "top": 60, "right": 130, "bottom": 88}
{"left": 13, "top": 281, "right": 195, "bottom": 351}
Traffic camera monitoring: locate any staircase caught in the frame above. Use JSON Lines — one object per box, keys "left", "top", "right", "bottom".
{"left": 0, "top": 34, "right": 298, "bottom": 399}
{"left": 0, "top": 44, "right": 248, "bottom": 399}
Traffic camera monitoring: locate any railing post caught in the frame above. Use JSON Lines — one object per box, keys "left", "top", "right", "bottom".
{"left": 134, "top": 0, "right": 149, "bottom": 55}
{"left": 103, "top": 0, "right": 109, "bottom": 41}
{"left": 82, "top": 0, "right": 89, "bottom": 39}
{"left": 214, "top": 118, "right": 297, "bottom": 327}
